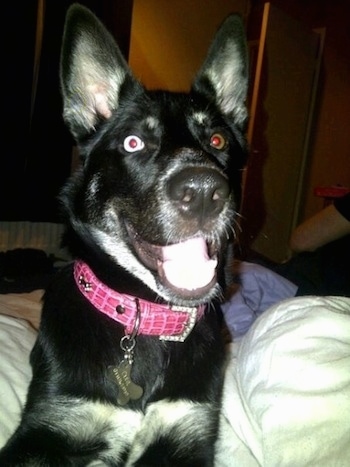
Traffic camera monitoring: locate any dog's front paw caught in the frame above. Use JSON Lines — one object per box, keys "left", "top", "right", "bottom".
{"left": 126, "top": 399, "right": 217, "bottom": 466}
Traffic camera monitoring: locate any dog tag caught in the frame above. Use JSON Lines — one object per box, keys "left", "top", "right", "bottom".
{"left": 109, "top": 307, "right": 143, "bottom": 405}
{"left": 108, "top": 360, "right": 143, "bottom": 405}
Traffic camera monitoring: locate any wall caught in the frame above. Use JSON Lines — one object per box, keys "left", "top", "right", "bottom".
{"left": 129, "top": 0, "right": 250, "bottom": 91}
{"left": 249, "top": 0, "right": 350, "bottom": 221}
{"left": 241, "top": 3, "right": 323, "bottom": 262}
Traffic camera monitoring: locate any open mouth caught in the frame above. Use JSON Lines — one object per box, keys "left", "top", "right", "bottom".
{"left": 126, "top": 224, "right": 218, "bottom": 298}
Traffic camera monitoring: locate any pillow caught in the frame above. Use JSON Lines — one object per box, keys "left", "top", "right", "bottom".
{"left": 220, "top": 295, "right": 350, "bottom": 466}
{"left": 0, "top": 291, "right": 42, "bottom": 446}
{"left": 0, "top": 314, "right": 37, "bottom": 444}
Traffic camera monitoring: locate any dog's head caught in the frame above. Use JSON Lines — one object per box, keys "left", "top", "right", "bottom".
{"left": 59, "top": 3, "right": 248, "bottom": 307}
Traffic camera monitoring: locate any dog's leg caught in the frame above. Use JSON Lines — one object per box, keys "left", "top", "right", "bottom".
{"left": 0, "top": 397, "right": 143, "bottom": 466}
{"left": 126, "top": 399, "right": 219, "bottom": 466}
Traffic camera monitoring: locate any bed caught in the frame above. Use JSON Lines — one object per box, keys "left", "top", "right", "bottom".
{"left": 0, "top": 288, "right": 349, "bottom": 465}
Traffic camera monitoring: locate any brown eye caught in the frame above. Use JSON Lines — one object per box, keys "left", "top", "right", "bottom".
{"left": 210, "top": 133, "right": 226, "bottom": 150}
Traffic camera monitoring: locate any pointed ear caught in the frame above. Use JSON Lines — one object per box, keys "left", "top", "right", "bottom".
{"left": 192, "top": 14, "right": 249, "bottom": 130}
{"left": 60, "top": 4, "right": 136, "bottom": 140}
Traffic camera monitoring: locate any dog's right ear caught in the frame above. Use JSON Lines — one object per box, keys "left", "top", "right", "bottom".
{"left": 60, "top": 3, "right": 138, "bottom": 141}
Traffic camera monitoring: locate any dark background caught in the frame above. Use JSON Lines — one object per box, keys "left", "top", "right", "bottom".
{"left": 1, "top": 0, "right": 134, "bottom": 222}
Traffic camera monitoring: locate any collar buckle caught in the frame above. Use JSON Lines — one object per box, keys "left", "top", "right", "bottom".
{"left": 159, "top": 306, "right": 198, "bottom": 342}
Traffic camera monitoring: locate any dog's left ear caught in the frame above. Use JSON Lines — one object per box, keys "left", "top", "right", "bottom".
{"left": 192, "top": 14, "right": 249, "bottom": 131}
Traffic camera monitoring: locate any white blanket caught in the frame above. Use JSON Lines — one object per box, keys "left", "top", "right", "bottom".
{"left": 0, "top": 292, "right": 349, "bottom": 466}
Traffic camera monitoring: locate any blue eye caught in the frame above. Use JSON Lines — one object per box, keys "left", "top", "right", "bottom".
{"left": 123, "top": 135, "right": 145, "bottom": 153}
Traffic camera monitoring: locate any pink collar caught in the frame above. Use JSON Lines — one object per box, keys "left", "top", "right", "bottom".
{"left": 74, "top": 261, "right": 206, "bottom": 342}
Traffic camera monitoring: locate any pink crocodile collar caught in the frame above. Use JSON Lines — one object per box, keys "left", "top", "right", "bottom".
{"left": 74, "top": 260, "right": 206, "bottom": 342}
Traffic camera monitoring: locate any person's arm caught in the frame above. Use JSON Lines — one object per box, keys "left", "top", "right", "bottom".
{"left": 289, "top": 203, "right": 350, "bottom": 253}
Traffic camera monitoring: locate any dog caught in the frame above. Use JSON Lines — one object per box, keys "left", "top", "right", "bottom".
{"left": 0, "top": 3, "right": 248, "bottom": 465}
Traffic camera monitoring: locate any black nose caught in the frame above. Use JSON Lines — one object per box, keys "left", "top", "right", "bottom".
{"left": 167, "top": 167, "right": 229, "bottom": 219}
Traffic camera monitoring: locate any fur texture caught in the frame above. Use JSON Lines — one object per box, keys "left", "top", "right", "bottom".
{"left": 0, "top": 3, "right": 248, "bottom": 465}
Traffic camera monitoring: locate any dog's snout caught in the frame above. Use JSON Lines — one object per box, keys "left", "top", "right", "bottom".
{"left": 167, "top": 167, "right": 229, "bottom": 218}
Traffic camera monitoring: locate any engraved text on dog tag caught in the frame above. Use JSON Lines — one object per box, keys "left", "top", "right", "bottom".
{"left": 108, "top": 360, "right": 143, "bottom": 405}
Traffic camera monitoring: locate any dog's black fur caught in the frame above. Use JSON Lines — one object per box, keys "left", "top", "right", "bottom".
{"left": 0, "top": 4, "right": 248, "bottom": 465}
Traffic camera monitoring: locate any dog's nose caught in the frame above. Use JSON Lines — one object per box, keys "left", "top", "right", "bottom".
{"left": 167, "top": 167, "right": 229, "bottom": 218}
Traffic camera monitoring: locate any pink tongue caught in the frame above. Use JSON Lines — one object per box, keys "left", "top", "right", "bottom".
{"left": 161, "top": 237, "right": 217, "bottom": 290}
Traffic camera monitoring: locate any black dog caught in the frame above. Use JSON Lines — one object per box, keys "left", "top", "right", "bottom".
{"left": 0, "top": 3, "right": 248, "bottom": 465}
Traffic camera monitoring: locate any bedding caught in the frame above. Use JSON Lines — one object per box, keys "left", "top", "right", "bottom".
{"left": 0, "top": 292, "right": 349, "bottom": 466}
